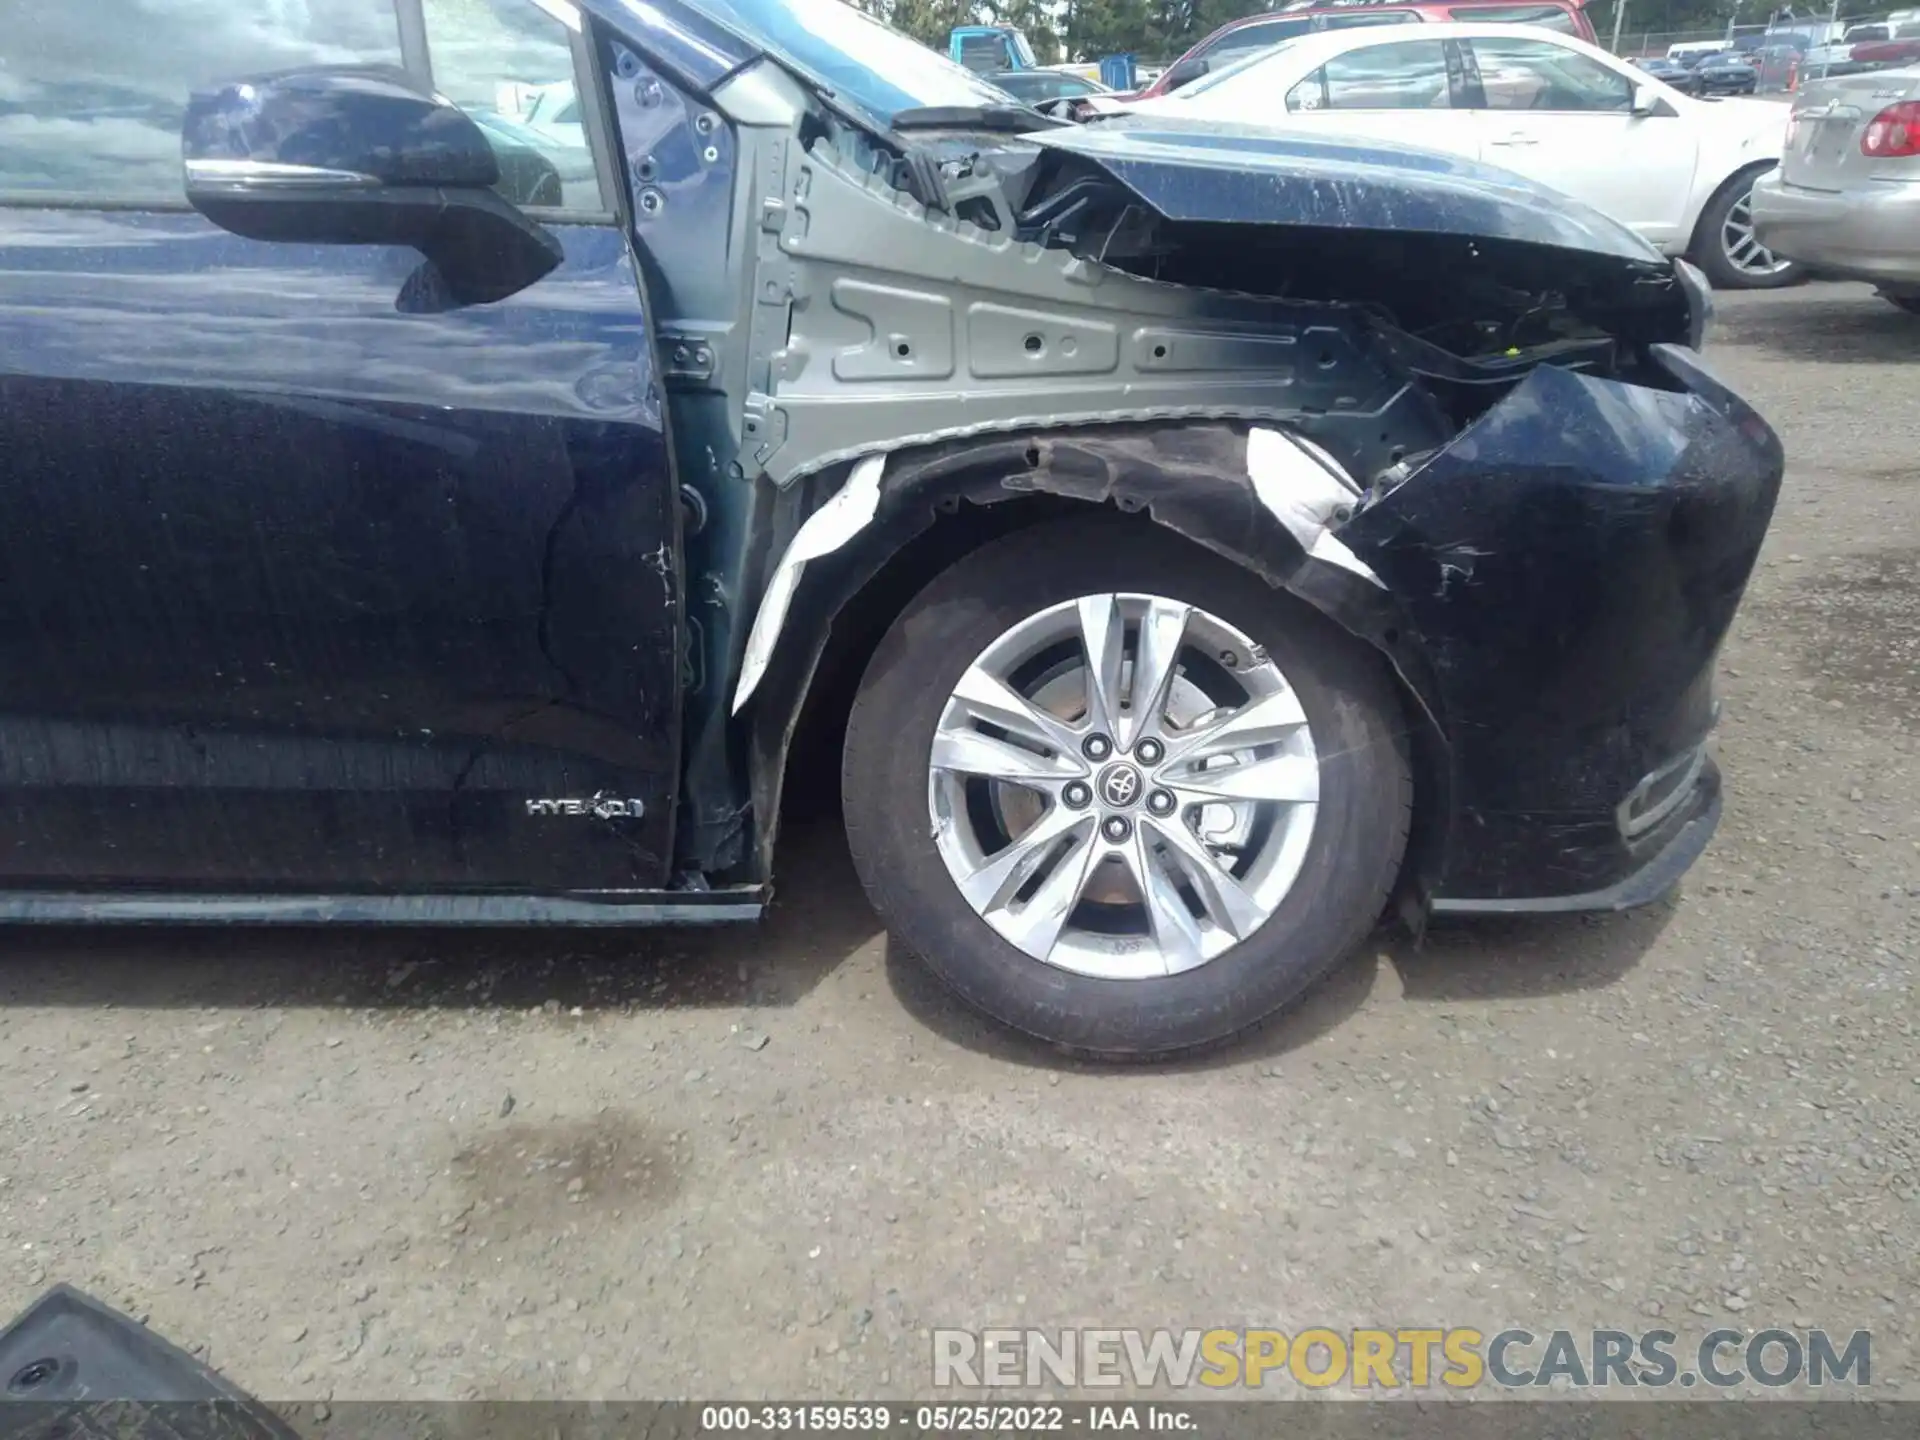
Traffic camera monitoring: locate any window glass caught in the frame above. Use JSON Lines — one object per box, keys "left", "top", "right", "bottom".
{"left": 1320, "top": 39, "right": 1452, "bottom": 108}
{"left": 1449, "top": 4, "right": 1580, "bottom": 33}
{"left": 422, "top": 0, "right": 603, "bottom": 211}
{"left": 1168, "top": 39, "right": 1310, "bottom": 98}
{"left": 1321, "top": 11, "right": 1420, "bottom": 29}
{"left": 956, "top": 33, "right": 1011, "bottom": 71}
{"left": 0, "top": 0, "right": 401, "bottom": 201}
{"left": 1203, "top": 19, "right": 1317, "bottom": 58}
{"left": 1469, "top": 36, "right": 1633, "bottom": 110}
{"left": 693, "top": 0, "right": 1011, "bottom": 127}
{"left": 993, "top": 71, "right": 1099, "bottom": 101}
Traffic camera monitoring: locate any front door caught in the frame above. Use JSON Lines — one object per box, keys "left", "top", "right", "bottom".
{"left": 1280, "top": 38, "right": 1485, "bottom": 160}
{"left": 0, "top": 0, "right": 681, "bottom": 894}
{"left": 1460, "top": 34, "right": 1699, "bottom": 246}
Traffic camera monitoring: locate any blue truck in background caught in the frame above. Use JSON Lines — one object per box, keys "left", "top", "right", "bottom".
{"left": 948, "top": 24, "right": 1140, "bottom": 88}
{"left": 947, "top": 24, "right": 1038, "bottom": 69}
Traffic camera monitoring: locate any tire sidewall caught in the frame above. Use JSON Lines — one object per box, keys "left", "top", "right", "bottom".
{"left": 841, "top": 518, "right": 1410, "bottom": 1057}
{"left": 1694, "top": 166, "right": 1804, "bottom": 291}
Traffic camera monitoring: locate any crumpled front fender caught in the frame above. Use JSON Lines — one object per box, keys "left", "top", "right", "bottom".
{"left": 741, "top": 347, "right": 1782, "bottom": 915}
{"left": 1340, "top": 346, "right": 1784, "bottom": 904}
{"left": 737, "top": 420, "right": 1455, "bottom": 914}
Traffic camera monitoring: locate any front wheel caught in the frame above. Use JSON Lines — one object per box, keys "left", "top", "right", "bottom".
{"left": 1691, "top": 167, "right": 1805, "bottom": 290}
{"left": 840, "top": 516, "right": 1412, "bottom": 1059}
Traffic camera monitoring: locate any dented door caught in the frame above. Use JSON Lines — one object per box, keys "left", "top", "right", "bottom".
{"left": 0, "top": 215, "right": 681, "bottom": 894}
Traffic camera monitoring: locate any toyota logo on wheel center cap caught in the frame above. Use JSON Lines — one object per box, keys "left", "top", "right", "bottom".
{"left": 1098, "top": 763, "right": 1144, "bottom": 809}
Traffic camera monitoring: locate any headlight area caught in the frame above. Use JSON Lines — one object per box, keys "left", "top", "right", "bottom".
{"left": 1674, "top": 255, "right": 1715, "bottom": 350}
{"left": 1617, "top": 734, "right": 1712, "bottom": 842}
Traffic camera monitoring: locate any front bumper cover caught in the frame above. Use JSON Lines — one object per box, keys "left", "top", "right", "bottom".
{"left": 1340, "top": 343, "right": 1783, "bottom": 912}
{"left": 1431, "top": 756, "right": 1722, "bottom": 915}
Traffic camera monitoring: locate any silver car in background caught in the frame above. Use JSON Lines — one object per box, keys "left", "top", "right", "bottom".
{"left": 1752, "top": 67, "right": 1920, "bottom": 312}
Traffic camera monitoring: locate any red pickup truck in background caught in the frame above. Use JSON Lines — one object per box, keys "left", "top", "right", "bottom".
{"left": 1848, "top": 20, "right": 1920, "bottom": 70}
{"left": 1820, "top": 18, "right": 1920, "bottom": 72}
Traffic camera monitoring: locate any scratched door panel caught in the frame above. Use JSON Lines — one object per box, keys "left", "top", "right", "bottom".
{"left": 0, "top": 211, "right": 680, "bottom": 891}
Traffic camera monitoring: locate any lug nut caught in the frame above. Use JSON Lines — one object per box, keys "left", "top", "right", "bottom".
{"left": 1135, "top": 737, "right": 1164, "bottom": 765}
{"left": 1083, "top": 734, "right": 1113, "bottom": 761}
{"left": 1062, "top": 781, "right": 1092, "bottom": 809}
{"left": 1101, "top": 815, "right": 1132, "bottom": 843}
{"left": 1146, "top": 788, "right": 1176, "bottom": 816}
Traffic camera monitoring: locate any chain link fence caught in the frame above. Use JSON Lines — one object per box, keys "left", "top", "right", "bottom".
{"left": 1600, "top": 15, "right": 1909, "bottom": 93}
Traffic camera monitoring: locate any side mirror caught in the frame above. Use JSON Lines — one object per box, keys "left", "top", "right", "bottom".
{"left": 1632, "top": 82, "right": 1662, "bottom": 115}
{"left": 183, "top": 66, "right": 563, "bottom": 306}
{"left": 1161, "top": 57, "right": 1211, "bottom": 91}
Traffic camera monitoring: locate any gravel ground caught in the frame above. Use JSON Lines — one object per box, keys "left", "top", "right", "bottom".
{"left": 0, "top": 282, "right": 1914, "bottom": 1404}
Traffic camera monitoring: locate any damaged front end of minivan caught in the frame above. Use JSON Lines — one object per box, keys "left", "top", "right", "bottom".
{"left": 623, "top": 35, "right": 1782, "bottom": 918}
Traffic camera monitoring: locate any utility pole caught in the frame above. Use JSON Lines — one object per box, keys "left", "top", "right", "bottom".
{"left": 1611, "top": 0, "right": 1627, "bottom": 53}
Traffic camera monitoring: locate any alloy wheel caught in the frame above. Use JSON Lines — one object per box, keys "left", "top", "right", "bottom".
{"left": 925, "top": 592, "right": 1319, "bottom": 980}
{"left": 1721, "top": 186, "right": 1793, "bottom": 279}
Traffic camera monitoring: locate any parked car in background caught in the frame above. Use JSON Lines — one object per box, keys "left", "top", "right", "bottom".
{"left": 1762, "top": 28, "right": 1816, "bottom": 54}
{"left": 1634, "top": 54, "right": 1702, "bottom": 94}
{"left": 1132, "top": 23, "right": 1802, "bottom": 287}
{"left": 1752, "top": 65, "right": 1920, "bottom": 313}
{"left": 1693, "top": 50, "right": 1760, "bottom": 94}
{"left": 1666, "top": 40, "right": 1727, "bottom": 64}
{"left": 1119, "top": 0, "right": 1594, "bottom": 99}
{"left": 988, "top": 68, "right": 1112, "bottom": 108}
{"left": 0, "top": 0, "right": 1778, "bottom": 1058}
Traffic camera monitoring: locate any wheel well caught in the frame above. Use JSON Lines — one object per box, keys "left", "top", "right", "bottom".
{"left": 1688, "top": 158, "right": 1773, "bottom": 256}
{"left": 773, "top": 492, "right": 1448, "bottom": 930}
{"left": 778, "top": 491, "right": 1086, "bottom": 822}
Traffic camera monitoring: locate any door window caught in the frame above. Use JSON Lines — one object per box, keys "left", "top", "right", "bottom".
{"left": 0, "top": 0, "right": 403, "bottom": 202}
{"left": 421, "top": 0, "right": 606, "bottom": 211}
{"left": 0, "top": 0, "right": 603, "bottom": 212}
{"left": 1467, "top": 36, "right": 1634, "bottom": 110}
{"left": 1447, "top": 4, "right": 1580, "bottom": 34}
{"left": 1320, "top": 10, "right": 1422, "bottom": 28}
{"left": 1203, "top": 18, "right": 1318, "bottom": 61}
{"left": 1289, "top": 39, "right": 1453, "bottom": 110}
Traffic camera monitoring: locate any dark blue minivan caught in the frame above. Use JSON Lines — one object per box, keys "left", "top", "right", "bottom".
{"left": 0, "top": 0, "right": 1782, "bottom": 1056}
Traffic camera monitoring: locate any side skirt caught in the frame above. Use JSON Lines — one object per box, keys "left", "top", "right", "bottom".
{"left": 0, "top": 890, "right": 764, "bottom": 926}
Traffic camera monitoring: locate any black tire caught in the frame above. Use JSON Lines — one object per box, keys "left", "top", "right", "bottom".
{"left": 840, "top": 515, "right": 1412, "bottom": 1059}
{"left": 1690, "top": 165, "right": 1805, "bottom": 291}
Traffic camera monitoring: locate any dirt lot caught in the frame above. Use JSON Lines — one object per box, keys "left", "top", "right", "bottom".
{"left": 0, "top": 282, "right": 1914, "bottom": 1403}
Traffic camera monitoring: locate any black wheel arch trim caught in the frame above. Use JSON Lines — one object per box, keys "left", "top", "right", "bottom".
{"left": 741, "top": 419, "right": 1457, "bottom": 929}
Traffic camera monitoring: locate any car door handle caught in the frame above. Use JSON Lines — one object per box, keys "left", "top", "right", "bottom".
{"left": 1488, "top": 132, "right": 1539, "bottom": 146}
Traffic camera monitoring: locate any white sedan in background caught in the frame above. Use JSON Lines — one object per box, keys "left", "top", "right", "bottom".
{"left": 1127, "top": 22, "right": 1800, "bottom": 288}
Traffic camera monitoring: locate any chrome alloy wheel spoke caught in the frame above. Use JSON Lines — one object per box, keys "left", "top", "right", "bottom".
{"left": 927, "top": 593, "right": 1320, "bottom": 980}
